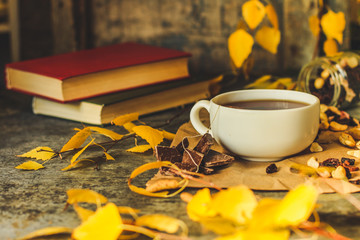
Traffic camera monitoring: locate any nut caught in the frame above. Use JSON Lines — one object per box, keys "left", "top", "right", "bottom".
{"left": 348, "top": 127, "right": 360, "bottom": 140}
{"left": 339, "top": 132, "right": 356, "bottom": 148}
{"left": 314, "top": 77, "right": 325, "bottom": 89}
{"left": 319, "top": 121, "right": 330, "bottom": 130}
{"left": 307, "top": 156, "right": 319, "bottom": 169}
{"left": 347, "top": 56, "right": 358, "bottom": 68}
{"left": 320, "top": 112, "right": 328, "bottom": 122}
{"left": 331, "top": 166, "right": 348, "bottom": 180}
{"left": 310, "top": 142, "right": 323, "bottom": 152}
{"left": 347, "top": 150, "right": 360, "bottom": 158}
{"left": 316, "top": 167, "right": 332, "bottom": 178}
{"left": 356, "top": 141, "right": 360, "bottom": 150}
{"left": 328, "top": 106, "right": 342, "bottom": 116}
{"left": 320, "top": 104, "right": 329, "bottom": 113}
{"left": 330, "top": 121, "right": 348, "bottom": 131}
{"left": 321, "top": 69, "right": 330, "bottom": 79}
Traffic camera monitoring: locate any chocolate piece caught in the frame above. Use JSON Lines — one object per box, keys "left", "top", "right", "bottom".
{"left": 266, "top": 163, "right": 278, "bottom": 174}
{"left": 194, "top": 133, "right": 214, "bottom": 154}
{"left": 321, "top": 158, "right": 340, "bottom": 167}
{"left": 155, "top": 146, "right": 182, "bottom": 163}
{"left": 175, "top": 138, "right": 189, "bottom": 154}
{"left": 203, "top": 150, "right": 235, "bottom": 168}
{"left": 200, "top": 166, "right": 215, "bottom": 175}
{"left": 182, "top": 149, "right": 204, "bottom": 172}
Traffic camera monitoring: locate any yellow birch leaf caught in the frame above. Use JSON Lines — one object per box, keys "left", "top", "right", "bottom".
{"left": 15, "top": 161, "right": 44, "bottom": 171}
{"left": 244, "top": 75, "right": 272, "bottom": 89}
{"left": 67, "top": 189, "right": 108, "bottom": 205}
{"left": 132, "top": 125, "right": 163, "bottom": 149}
{"left": 161, "top": 130, "right": 176, "bottom": 141}
{"left": 275, "top": 184, "right": 318, "bottom": 227}
{"left": 266, "top": 78, "right": 293, "bottom": 89}
{"left": 255, "top": 26, "right": 281, "bottom": 54}
{"left": 61, "top": 159, "right": 95, "bottom": 171}
{"left": 72, "top": 203, "right": 123, "bottom": 240}
{"left": 135, "top": 214, "right": 188, "bottom": 235}
{"left": 60, "top": 127, "right": 91, "bottom": 153}
{"left": 210, "top": 185, "right": 257, "bottom": 225}
{"left": 242, "top": 0, "right": 266, "bottom": 30}
{"left": 70, "top": 139, "right": 95, "bottom": 164}
{"left": 309, "top": 15, "right": 320, "bottom": 37}
{"left": 321, "top": 10, "right": 346, "bottom": 44}
{"left": 126, "top": 145, "right": 152, "bottom": 153}
{"left": 112, "top": 112, "right": 139, "bottom": 126}
{"left": 20, "top": 226, "right": 73, "bottom": 240}
{"left": 324, "top": 38, "right": 338, "bottom": 56}
{"left": 117, "top": 206, "right": 140, "bottom": 215}
{"left": 123, "top": 122, "right": 136, "bottom": 133}
{"left": 74, "top": 204, "right": 95, "bottom": 222}
{"left": 89, "top": 127, "right": 123, "bottom": 140}
{"left": 187, "top": 188, "right": 217, "bottom": 221}
{"left": 228, "top": 29, "right": 254, "bottom": 68}
{"left": 198, "top": 217, "right": 239, "bottom": 236}
{"left": 17, "top": 146, "right": 56, "bottom": 161}
{"left": 104, "top": 151, "right": 115, "bottom": 161}
{"left": 216, "top": 228, "right": 290, "bottom": 240}
{"left": 265, "top": 3, "right": 279, "bottom": 29}
{"left": 249, "top": 198, "right": 282, "bottom": 229}
{"left": 128, "top": 161, "right": 187, "bottom": 198}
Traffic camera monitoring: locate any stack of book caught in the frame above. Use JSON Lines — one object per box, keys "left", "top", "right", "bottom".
{"left": 5, "top": 42, "right": 214, "bottom": 125}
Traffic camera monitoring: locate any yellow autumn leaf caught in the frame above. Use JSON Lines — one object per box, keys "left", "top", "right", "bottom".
{"left": 187, "top": 188, "right": 217, "bottom": 221}
{"left": 69, "top": 139, "right": 94, "bottom": 164}
{"left": 72, "top": 203, "right": 123, "bottom": 240}
{"left": 275, "top": 184, "right": 318, "bottom": 227}
{"left": 255, "top": 26, "right": 280, "bottom": 54}
{"left": 112, "top": 112, "right": 139, "bottom": 126}
{"left": 74, "top": 204, "right": 95, "bottom": 222}
{"left": 244, "top": 75, "right": 272, "bottom": 89}
{"left": 132, "top": 125, "right": 163, "bottom": 149}
{"left": 266, "top": 78, "right": 293, "bottom": 89}
{"left": 128, "top": 161, "right": 188, "bottom": 198}
{"left": 61, "top": 159, "right": 95, "bottom": 171}
{"left": 242, "top": 0, "right": 266, "bottom": 30}
{"left": 321, "top": 10, "right": 346, "bottom": 44}
{"left": 324, "top": 38, "right": 338, "bottom": 56}
{"left": 228, "top": 29, "right": 254, "bottom": 68}
{"left": 17, "top": 146, "right": 56, "bottom": 161}
{"left": 265, "top": 3, "right": 278, "bottom": 29}
{"left": 89, "top": 127, "right": 123, "bottom": 141}
{"left": 161, "top": 130, "right": 176, "bottom": 141}
{"left": 210, "top": 185, "right": 257, "bottom": 225}
{"left": 104, "top": 151, "right": 115, "bottom": 160}
{"left": 198, "top": 217, "right": 240, "bottom": 236}
{"left": 67, "top": 189, "right": 108, "bottom": 205}
{"left": 60, "top": 127, "right": 91, "bottom": 153}
{"left": 123, "top": 122, "right": 136, "bottom": 133}
{"left": 117, "top": 206, "right": 140, "bottom": 215}
{"left": 216, "top": 228, "right": 290, "bottom": 240}
{"left": 309, "top": 15, "right": 320, "bottom": 37}
{"left": 20, "top": 226, "right": 73, "bottom": 240}
{"left": 249, "top": 198, "right": 282, "bottom": 229}
{"left": 126, "top": 145, "right": 152, "bottom": 153}
{"left": 15, "top": 161, "right": 44, "bottom": 171}
{"left": 135, "top": 214, "right": 188, "bottom": 235}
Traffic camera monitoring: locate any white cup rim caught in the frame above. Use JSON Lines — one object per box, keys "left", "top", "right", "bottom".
{"left": 211, "top": 89, "right": 319, "bottom": 112}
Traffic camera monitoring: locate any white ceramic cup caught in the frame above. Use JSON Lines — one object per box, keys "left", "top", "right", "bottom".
{"left": 190, "top": 89, "right": 320, "bottom": 161}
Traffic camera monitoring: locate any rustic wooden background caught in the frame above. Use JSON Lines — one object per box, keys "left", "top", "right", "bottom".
{"left": 11, "top": 0, "right": 357, "bottom": 80}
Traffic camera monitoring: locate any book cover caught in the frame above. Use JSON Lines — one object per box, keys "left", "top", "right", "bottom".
{"left": 5, "top": 42, "right": 192, "bottom": 102}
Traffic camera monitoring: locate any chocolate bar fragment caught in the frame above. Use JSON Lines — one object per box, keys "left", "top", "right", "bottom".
{"left": 203, "top": 150, "right": 235, "bottom": 168}
{"left": 155, "top": 146, "right": 182, "bottom": 163}
{"left": 175, "top": 137, "right": 189, "bottom": 154}
{"left": 194, "top": 133, "right": 214, "bottom": 154}
{"left": 182, "top": 149, "right": 204, "bottom": 172}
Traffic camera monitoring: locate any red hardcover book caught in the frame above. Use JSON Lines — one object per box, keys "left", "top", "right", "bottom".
{"left": 5, "top": 42, "right": 191, "bottom": 102}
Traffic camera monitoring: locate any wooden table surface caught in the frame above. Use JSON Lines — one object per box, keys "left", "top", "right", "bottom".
{"left": 1, "top": 89, "right": 360, "bottom": 240}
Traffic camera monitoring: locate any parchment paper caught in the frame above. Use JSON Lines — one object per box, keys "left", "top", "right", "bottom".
{"left": 148, "top": 120, "right": 360, "bottom": 194}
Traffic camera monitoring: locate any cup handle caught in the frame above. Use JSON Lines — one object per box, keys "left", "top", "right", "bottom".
{"left": 190, "top": 100, "right": 211, "bottom": 135}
